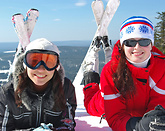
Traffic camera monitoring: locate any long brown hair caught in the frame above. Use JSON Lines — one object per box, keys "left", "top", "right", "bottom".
{"left": 112, "top": 44, "right": 136, "bottom": 99}
{"left": 15, "top": 68, "right": 66, "bottom": 111}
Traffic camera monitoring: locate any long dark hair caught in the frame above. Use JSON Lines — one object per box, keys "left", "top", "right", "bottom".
{"left": 15, "top": 68, "right": 66, "bottom": 111}
{"left": 112, "top": 44, "right": 136, "bottom": 99}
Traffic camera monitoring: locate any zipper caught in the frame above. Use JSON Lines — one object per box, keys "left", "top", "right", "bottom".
{"left": 36, "top": 95, "right": 43, "bottom": 127}
{"left": 66, "top": 101, "right": 73, "bottom": 120}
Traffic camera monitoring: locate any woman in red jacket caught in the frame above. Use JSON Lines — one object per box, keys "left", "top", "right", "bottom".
{"left": 83, "top": 16, "right": 165, "bottom": 131}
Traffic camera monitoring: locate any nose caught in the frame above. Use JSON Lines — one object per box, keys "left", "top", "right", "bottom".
{"left": 134, "top": 42, "right": 140, "bottom": 48}
{"left": 37, "top": 65, "right": 46, "bottom": 70}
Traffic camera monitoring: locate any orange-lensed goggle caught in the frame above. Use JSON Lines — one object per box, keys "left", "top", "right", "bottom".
{"left": 24, "top": 49, "right": 59, "bottom": 71}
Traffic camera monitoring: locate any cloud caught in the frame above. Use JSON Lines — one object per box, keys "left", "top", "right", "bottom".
{"left": 75, "top": 2, "right": 86, "bottom": 6}
{"left": 53, "top": 19, "right": 61, "bottom": 21}
{"left": 75, "top": 0, "right": 87, "bottom": 6}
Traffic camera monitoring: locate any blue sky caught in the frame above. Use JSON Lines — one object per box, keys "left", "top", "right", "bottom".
{"left": 0, "top": 0, "right": 165, "bottom": 43}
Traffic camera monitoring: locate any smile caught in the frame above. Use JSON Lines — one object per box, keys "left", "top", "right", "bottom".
{"left": 132, "top": 52, "right": 144, "bottom": 56}
{"left": 35, "top": 74, "right": 46, "bottom": 78}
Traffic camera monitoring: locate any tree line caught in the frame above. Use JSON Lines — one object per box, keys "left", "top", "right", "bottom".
{"left": 154, "top": 12, "right": 165, "bottom": 54}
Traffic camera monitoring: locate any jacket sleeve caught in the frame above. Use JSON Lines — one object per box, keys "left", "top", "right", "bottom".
{"left": 100, "top": 63, "right": 131, "bottom": 131}
{"left": 0, "top": 83, "right": 16, "bottom": 130}
{"left": 0, "top": 86, "right": 7, "bottom": 130}
{"left": 63, "top": 77, "right": 77, "bottom": 120}
{"left": 83, "top": 83, "right": 104, "bottom": 117}
{"left": 147, "top": 57, "right": 165, "bottom": 112}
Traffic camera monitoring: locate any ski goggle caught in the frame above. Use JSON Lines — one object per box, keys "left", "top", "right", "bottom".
{"left": 123, "top": 39, "right": 152, "bottom": 47}
{"left": 24, "top": 49, "right": 59, "bottom": 71}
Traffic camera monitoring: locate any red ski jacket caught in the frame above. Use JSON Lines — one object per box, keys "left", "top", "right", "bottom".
{"left": 83, "top": 40, "right": 165, "bottom": 131}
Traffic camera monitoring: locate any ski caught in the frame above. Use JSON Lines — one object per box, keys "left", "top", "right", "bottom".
{"left": 8, "top": 9, "right": 39, "bottom": 80}
{"left": 12, "top": 13, "right": 30, "bottom": 50}
{"left": 8, "top": 13, "right": 28, "bottom": 80}
{"left": 91, "top": 0, "right": 104, "bottom": 27}
{"left": 85, "top": 0, "right": 105, "bottom": 74}
{"left": 73, "top": 0, "right": 120, "bottom": 87}
{"left": 92, "top": 0, "right": 113, "bottom": 64}
{"left": 26, "top": 8, "right": 39, "bottom": 38}
{"left": 92, "top": 0, "right": 109, "bottom": 43}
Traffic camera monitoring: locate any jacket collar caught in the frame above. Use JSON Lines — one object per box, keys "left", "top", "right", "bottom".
{"left": 20, "top": 83, "right": 55, "bottom": 111}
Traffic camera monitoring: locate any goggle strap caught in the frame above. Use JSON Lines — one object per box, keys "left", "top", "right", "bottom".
{"left": 56, "top": 64, "right": 60, "bottom": 71}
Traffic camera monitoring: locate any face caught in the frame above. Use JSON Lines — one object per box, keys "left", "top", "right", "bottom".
{"left": 124, "top": 38, "right": 152, "bottom": 63}
{"left": 27, "top": 65, "right": 55, "bottom": 92}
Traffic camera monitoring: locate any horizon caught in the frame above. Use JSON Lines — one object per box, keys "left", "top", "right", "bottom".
{"left": 0, "top": 39, "right": 118, "bottom": 48}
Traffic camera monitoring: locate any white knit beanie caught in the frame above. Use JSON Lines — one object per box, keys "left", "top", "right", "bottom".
{"left": 25, "top": 38, "right": 60, "bottom": 55}
{"left": 120, "top": 16, "right": 154, "bottom": 46}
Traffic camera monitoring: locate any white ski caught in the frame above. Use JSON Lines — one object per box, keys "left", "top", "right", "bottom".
{"left": 73, "top": 0, "right": 120, "bottom": 87}
{"left": 8, "top": 13, "right": 28, "bottom": 80}
{"left": 8, "top": 9, "right": 39, "bottom": 80}
{"left": 92, "top": 0, "right": 104, "bottom": 27}
{"left": 92, "top": 0, "right": 113, "bottom": 64}
{"left": 25, "top": 8, "right": 39, "bottom": 38}
{"left": 12, "top": 13, "right": 30, "bottom": 50}
{"left": 92, "top": 0, "right": 109, "bottom": 37}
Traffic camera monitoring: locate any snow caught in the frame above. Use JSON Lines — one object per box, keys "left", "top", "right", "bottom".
{"left": 3, "top": 50, "right": 16, "bottom": 53}
{"left": 0, "top": 70, "right": 9, "bottom": 74}
{"left": 75, "top": 85, "right": 112, "bottom": 131}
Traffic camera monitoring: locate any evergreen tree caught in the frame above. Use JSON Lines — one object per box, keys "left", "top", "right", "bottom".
{"left": 154, "top": 12, "right": 165, "bottom": 53}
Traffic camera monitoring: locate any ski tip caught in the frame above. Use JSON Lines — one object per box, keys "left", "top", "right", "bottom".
{"left": 11, "top": 13, "right": 24, "bottom": 24}
{"left": 30, "top": 8, "right": 39, "bottom": 11}
{"left": 27, "top": 8, "right": 39, "bottom": 13}
{"left": 26, "top": 8, "right": 39, "bottom": 18}
{"left": 12, "top": 13, "right": 22, "bottom": 17}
